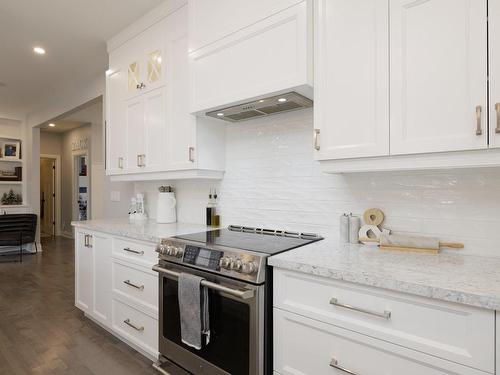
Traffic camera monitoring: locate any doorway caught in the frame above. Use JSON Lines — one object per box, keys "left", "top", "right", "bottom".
{"left": 74, "top": 153, "right": 90, "bottom": 221}
{"left": 40, "top": 157, "right": 56, "bottom": 237}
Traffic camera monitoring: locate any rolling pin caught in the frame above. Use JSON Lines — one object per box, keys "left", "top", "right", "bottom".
{"left": 359, "top": 233, "right": 464, "bottom": 253}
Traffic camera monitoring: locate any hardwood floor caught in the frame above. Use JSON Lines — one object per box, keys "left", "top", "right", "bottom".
{"left": 0, "top": 236, "right": 157, "bottom": 375}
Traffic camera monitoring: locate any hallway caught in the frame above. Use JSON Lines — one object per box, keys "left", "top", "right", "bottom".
{"left": 0, "top": 237, "right": 156, "bottom": 375}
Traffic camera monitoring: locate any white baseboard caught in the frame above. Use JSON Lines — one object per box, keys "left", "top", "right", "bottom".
{"left": 59, "top": 231, "right": 74, "bottom": 239}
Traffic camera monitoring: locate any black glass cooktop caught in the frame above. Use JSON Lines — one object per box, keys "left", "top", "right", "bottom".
{"left": 174, "top": 227, "right": 323, "bottom": 255}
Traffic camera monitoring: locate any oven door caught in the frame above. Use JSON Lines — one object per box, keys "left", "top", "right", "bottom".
{"left": 156, "top": 262, "right": 265, "bottom": 375}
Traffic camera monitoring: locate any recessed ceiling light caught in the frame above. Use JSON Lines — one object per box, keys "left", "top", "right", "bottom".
{"left": 259, "top": 100, "right": 265, "bottom": 103}
{"left": 216, "top": 113, "right": 224, "bottom": 117}
{"left": 278, "top": 98, "right": 287, "bottom": 102}
{"left": 33, "top": 46, "right": 46, "bottom": 55}
{"left": 48, "top": 123, "right": 55, "bottom": 127}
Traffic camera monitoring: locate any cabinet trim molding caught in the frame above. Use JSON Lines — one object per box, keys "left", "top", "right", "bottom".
{"left": 320, "top": 148, "right": 500, "bottom": 173}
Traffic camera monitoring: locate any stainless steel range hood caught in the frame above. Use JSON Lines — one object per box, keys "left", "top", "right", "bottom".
{"left": 206, "top": 92, "right": 313, "bottom": 122}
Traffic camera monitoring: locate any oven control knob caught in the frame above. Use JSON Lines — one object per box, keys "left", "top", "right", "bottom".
{"left": 219, "top": 257, "right": 232, "bottom": 269}
{"left": 156, "top": 243, "right": 168, "bottom": 255}
{"left": 232, "top": 259, "right": 243, "bottom": 272}
{"left": 241, "top": 261, "right": 258, "bottom": 275}
{"left": 173, "top": 247, "right": 184, "bottom": 258}
{"left": 166, "top": 245, "right": 175, "bottom": 256}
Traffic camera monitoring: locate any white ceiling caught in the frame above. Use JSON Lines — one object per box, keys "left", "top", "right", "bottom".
{"left": 0, "top": 0, "right": 164, "bottom": 115}
{"left": 39, "top": 100, "right": 102, "bottom": 133}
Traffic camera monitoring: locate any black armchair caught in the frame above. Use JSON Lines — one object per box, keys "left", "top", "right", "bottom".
{"left": 0, "top": 214, "right": 38, "bottom": 262}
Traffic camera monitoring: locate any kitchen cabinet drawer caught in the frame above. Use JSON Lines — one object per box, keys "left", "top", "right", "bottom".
{"left": 274, "top": 308, "right": 488, "bottom": 375}
{"left": 112, "top": 299, "right": 158, "bottom": 357}
{"left": 274, "top": 269, "right": 494, "bottom": 373}
{"left": 112, "top": 237, "right": 157, "bottom": 266}
{"left": 112, "top": 260, "right": 158, "bottom": 311}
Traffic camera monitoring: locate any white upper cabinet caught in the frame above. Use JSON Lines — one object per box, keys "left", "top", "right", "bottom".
{"left": 490, "top": 0, "right": 500, "bottom": 148}
{"left": 316, "top": 0, "right": 498, "bottom": 173}
{"left": 106, "top": 2, "right": 225, "bottom": 180}
{"left": 314, "top": 0, "right": 389, "bottom": 160}
{"left": 188, "top": 0, "right": 313, "bottom": 114}
{"left": 124, "top": 87, "right": 167, "bottom": 174}
{"left": 188, "top": 0, "right": 304, "bottom": 52}
{"left": 390, "top": 0, "right": 488, "bottom": 155}
{"left": 106, "top": 68, "right": 127, "bottom": 174}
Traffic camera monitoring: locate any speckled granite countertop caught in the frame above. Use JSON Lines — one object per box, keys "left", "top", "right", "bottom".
{"left": 71, "top": 218, "right": 214, "bottom": 243}
{"left": 269, "top": 239, "right": 500, "bottom": 310}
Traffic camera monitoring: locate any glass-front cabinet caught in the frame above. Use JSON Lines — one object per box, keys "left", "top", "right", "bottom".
{"left": 124, "top": 20, "right": 166, "bottom": 99}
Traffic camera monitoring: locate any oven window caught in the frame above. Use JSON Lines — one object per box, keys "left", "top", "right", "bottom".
{"left": 163, "top": 278, "right": 250, "bottom": 375}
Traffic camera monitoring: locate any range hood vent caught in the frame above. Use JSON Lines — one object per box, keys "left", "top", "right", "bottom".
{"left": 206, "top": 92, "right": 313, "bottom": 122}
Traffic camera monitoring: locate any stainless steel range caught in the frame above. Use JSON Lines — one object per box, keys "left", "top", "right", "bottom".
{"left": 152, "top": 225, "right": 322, "bottom": 375}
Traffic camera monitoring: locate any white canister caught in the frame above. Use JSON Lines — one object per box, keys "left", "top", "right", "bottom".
{"left": 157, "top": 192, "right": 177, "bottom": 223}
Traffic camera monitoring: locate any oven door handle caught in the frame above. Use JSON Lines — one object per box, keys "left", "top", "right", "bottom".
{"left": 152, "top": 265, "right": 255, "bottom": 300}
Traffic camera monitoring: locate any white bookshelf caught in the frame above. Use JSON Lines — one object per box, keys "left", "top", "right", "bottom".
{"left": 0, "top": 136, "right": 24, "bottom": 206}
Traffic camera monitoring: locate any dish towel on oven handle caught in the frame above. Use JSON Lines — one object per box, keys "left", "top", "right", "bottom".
{"left": 178, "top": 273, "right": 210, "bottom": 350}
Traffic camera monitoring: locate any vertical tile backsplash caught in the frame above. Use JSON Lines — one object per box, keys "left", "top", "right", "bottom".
{"left": 136, "top": 109, "right": 500, "bottom": 257}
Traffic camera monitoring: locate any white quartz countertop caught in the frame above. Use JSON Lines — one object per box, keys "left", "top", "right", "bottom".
{"left": 71, "top": 218, "right": 213, "bottom": 243}
{"left": 269, "top": 239, "right": 500, "bottom": 310}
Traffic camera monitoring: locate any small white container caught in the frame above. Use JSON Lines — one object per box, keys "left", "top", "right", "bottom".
{"left": 157, "top": 192, "right": 177, "bottom": 223}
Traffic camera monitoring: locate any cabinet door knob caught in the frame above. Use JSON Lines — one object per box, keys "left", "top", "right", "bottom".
{"left": 476, "top": 105, "right": 482, "bottom": 136}
{"left": 495, "top": 103, "right": 500, "bottom": 134}
{"left": 188, "top": 147, "right": 195, "bottom": 162}
{"left": 314, "top": 129, "right": 320, "bottom": 150}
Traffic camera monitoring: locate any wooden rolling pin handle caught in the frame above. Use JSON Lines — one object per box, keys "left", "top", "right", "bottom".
{"left": 440, "top": 242, "right": 464, "bottom": 249}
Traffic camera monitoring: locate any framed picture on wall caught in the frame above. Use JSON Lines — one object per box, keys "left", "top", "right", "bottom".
{"left": 2, "top": 142, "right": 20, "bottom": 160}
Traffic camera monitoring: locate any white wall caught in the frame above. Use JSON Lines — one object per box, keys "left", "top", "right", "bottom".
{"left": 135, "top": 109, "right": 500, "bottom": 257}
{"left": 40, "top": 131, "right": 62, "bottom": 155}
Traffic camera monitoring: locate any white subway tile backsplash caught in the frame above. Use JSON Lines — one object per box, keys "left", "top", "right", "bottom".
{"left": 136, "top": 109, "right": 500, "bottom": 257}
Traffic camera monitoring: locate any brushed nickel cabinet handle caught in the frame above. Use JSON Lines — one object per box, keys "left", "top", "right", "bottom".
{"left": 476, "top": 105, "right": 482, "bottom": 136}
{"left": 314, "top": 129, "right": 320, "bottom": 150}
{"left": 123, "top": 318, "right": 144, "bottom": 332}
{"left": 84, "top": 234, "right": 89, "bottom": 247}
{"left": 495, "top": 103, "right": 500, "bottom": 134}
{"left": 123, "top": 247, "right": 144, "bottom": 256}
{"left": 188, "top": 147, "right": 195, "bottom": 162}
{"left": 123, "top": 280, "right": 144, "bottom": 291}
{"left": 136, "top": 154, "right": 146, "bottom": 167}
{"left": 330, "top": 298, "right": 391, "bottom": 319}
{"left": 330, "top": 358, "right": 360, "bottom": 375}
{"left": 118, "top": 157, "right": 124, "bottom": 169}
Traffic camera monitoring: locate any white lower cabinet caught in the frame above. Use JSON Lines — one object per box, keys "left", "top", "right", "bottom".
{"left": 112, "top": 298, "right": 158, "bottom": 358}
{"left": 273, "top": 269, "right": 495, "bottom": 375}
{"left": 75, "top": 230, "right": 93, "bottom": 313}
{"left": 91, "top": 233, "right": 112, "bottom": 326}
{"left": 74, "top": 229, "right": 159, "bottom": 359}
{"left": 274, "top": 308, "right": 488, "bottom": 375}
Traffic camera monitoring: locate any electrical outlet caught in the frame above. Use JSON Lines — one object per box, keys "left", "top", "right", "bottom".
{"left": 110, "top": 191, "right": 121, "bottom": 202}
